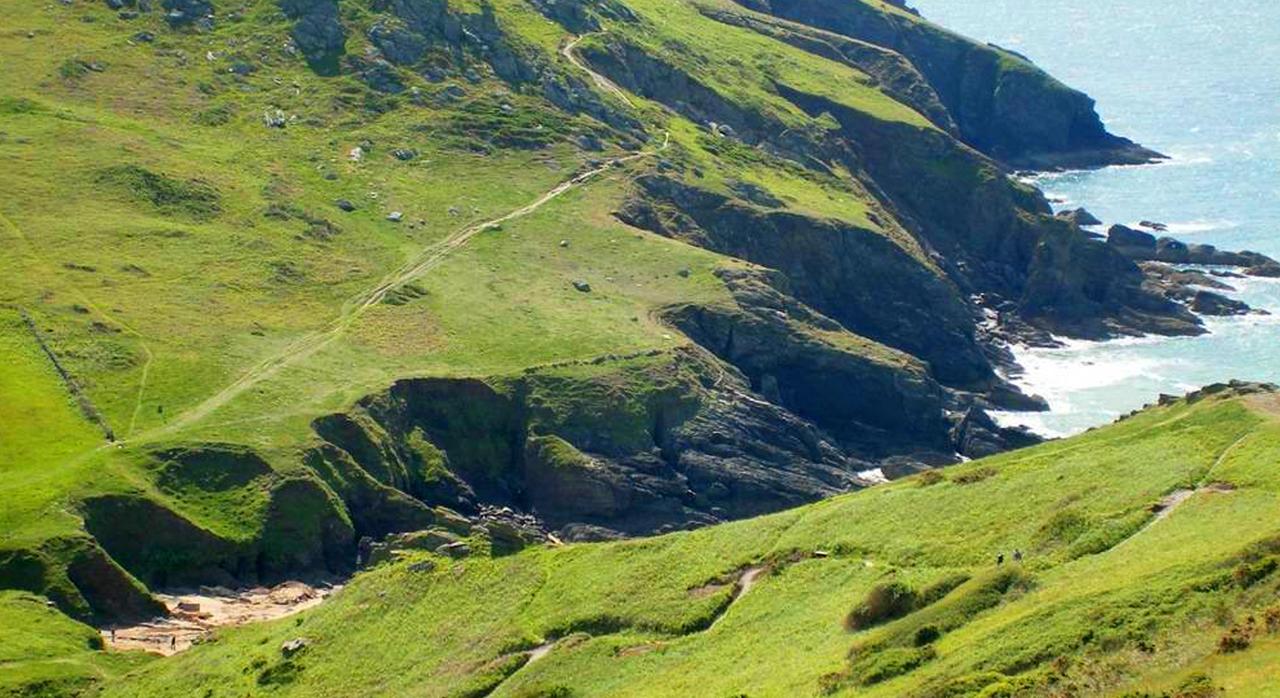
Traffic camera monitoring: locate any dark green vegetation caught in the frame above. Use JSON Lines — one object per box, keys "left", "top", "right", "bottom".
{"left": 0, "top": 0, "right": 1261, "bottom": 694}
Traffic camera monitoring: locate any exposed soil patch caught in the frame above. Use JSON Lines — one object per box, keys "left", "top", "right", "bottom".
{"left": 100, "top": 580, "right": 339, "bottom": 656}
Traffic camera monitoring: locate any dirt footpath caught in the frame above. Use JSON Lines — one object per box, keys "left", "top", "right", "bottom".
{"left": 101, "top": 580, "right": 339, "bottom": 656}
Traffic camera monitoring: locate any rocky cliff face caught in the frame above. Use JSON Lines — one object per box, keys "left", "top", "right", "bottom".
{"left": 729, "top": 0, "right": 1163, "bottom": 169}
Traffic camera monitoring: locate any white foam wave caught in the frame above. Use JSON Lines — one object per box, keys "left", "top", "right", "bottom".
{"left": 1158, "top": 219, "right": 1239, "bottom": 235}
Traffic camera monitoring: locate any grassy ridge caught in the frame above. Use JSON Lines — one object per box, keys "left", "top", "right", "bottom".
{"left": 75, "top": 393, "right": 1280, "bottom": 696}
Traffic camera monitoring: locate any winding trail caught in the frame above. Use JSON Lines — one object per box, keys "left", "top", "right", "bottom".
{"left": 1112, "top": 432, "right": 1251, "bottom": 550}
{"left": 144, "top": 129, "right": 669, "bottom": 441}
{"left": 562, "top": 33, "right": 635, "bottom": 107}
{"left": 706, "top": 566, "right": 766, "bottom": 631}
{"left": 483, "top": 563, "right": 766, "bottom": 696}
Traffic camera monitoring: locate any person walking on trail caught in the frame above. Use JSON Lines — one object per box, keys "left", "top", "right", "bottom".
{"left": 170, "top": 636, "right": 177, "bottom": 651}
{"left": 996, "top": 553, "right": 1004, "bottom": 566}
{"left": 109, "top": 628, "right": 116, "bottom": 643}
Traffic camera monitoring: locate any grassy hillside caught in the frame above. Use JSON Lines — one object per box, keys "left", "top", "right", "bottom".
{"left": 0, "top": 0, "right": 1236, "bottom": 694}
{"left": 51, "top": 387, "right": 1277, "bottom": 696}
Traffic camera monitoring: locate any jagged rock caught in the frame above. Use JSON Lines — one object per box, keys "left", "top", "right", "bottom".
{"left": 364, "top": 528, "right": 465, "bottom": 566}
{"left": 663, "top": 268, "right": 956, "bottom": 459}
{"left": 618, "top": 174, "right": 997, "bottom": 387}
{"left": 1155, "top": 237, "right": 1190, "bottom": 263}
{"left": 391, "top": 148, "right": 417, "bottom": 161}
{"left": 352, "top": 58, "right": 405, "bottom": 93}
{"left": 571, "top": 280, "right": 591, "bottom": 292}
{"left": 1247, "top": 261, "right": 1280, "bottom": 278}
{"left": 133, "top": 31, "right": 155, "bottom": 42}
{"left": 369, "top": 22, "right": 427, "bottom": 65}
{"left": 437, "top": 84, "right": 466, "bottom": 103}
{"left": 575, "top": 133, "right": 604, "bottom": 151}
{"left": 730, "top": 0, "right": 1162, "bottom": 168}
{"left": 281, "top": 638, "right": 308, "bottom": 657}
{"left": 162, "top": 0, "right": 213, "bottom": 27}
{"left": 386, "top": 211, "right": 403, "bottom": 222}
{"left": 1189, "top": 290, "right": 1251, "bottom": 316}
{"left": 727, "top": 180, "right": 783, "bottom": 208}
{"left": 279, "top": 0, "right": 345, "bottom": 71}
{"left": 436, "top": 541, "right": 471, "bottom": 558}
{"left": 950, "top": 407, "right": 1039, "bottom": 460}
{"left": 1108, "top": 224, "right": 1157, "bottom": 251}
{"left": 1139, "top": 220, "right": 1169, "bottom": 231}
{"left": 1056, "top": 207, "right": 1102, "bottom": 227}
{"left": 334, "top": 199, "right": 356, "bottom": 212}
{"left": 262, "top": 109, "right": 287, "bottom": 128}
{"left": 1109, "top": 227, "right": 1279, "bottom": 272}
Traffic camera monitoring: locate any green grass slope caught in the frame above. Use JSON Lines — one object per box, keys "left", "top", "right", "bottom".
{"left": 0, "top": 0, "right": 961, "bottom": 617}
{"left": 79, "top": 389, "right": 1280, "bottom": 697}
{"left": 0, "top": 0, "right": 1226, "bottom": 694}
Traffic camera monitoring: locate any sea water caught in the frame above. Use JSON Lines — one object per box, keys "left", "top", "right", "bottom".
{"left": 910, "top": 0, "right": 1280, "bottom": 436}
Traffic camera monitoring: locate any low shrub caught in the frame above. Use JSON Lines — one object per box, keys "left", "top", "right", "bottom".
{"left": 1217, "top": 617, "right": 1256, "bottom": 653}
{"left": 94, "top": 165, "right": 221, "bottom": 219}
{"left": 846, "top": 581, "right": 918, "bottom": 631}
{"left": 953, "top": 466, "right": 996, "bottom": 485}
{"left": 916, "top": 470, "right": 945, "bottom": 487}
{"left": 1173, "top": 672, "right": 1221, "bottom": 697}
{"left": 913, "top": 624, "right": 940, "bottom": 647}
{"left": 1231, "top": 557, "right": 1278, "bottom": 588}
{"left": 1264, "top": 605, "right": 1280, "bottom": 633}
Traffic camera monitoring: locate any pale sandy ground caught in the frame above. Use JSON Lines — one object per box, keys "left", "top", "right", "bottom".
{"left": 100, "top": 580, "right": 339, "bottom": 656}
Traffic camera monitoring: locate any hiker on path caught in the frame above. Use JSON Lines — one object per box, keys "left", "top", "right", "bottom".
{"left": 170, "top": 636, "right": 177, "bottom": 651}
{"left": 996, "top": 553, "right": 1004, "bottom": 566}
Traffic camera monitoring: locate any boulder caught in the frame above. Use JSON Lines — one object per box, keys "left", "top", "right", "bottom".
{"left": 1138, "top": 220, "right": 1168, "bottom": 231}
{"left": 262, "top": 109, "right": 287, "bottom": 128}
{"left": 1189, "top": 290, "right": 1250, "bottom": 316}
{"left": 436, "top": 541, "right": 471, "bottom": 558}
{"left": 1247, "top": 261, "right": 1280, "bottom": 278}
{"left": 386, "top": 211, "right": 403, "bottom": 223}
{"left": 161, "top": 0, "right": 213, "bottom": 27}
{"left": 368, "top": 23, "right": 426, "bottom": 65}
{"left": 1107, "top": 224, "right": 1156, "bottom": 251}
{"left": 574, "top": 133, "right": 604, "bottom": 151}
{"left": 280, "top": 0, "right": 345, "bottom": 70}
{"left": 572, "top": 280, "right": 591, "bottom": 292}
{"left": 334, "top": 199, "right": 356, "bottom": 212}
{"left": 281, "top": 638, "right": 308, "bottom": 657}
{"left": 1154, "top": 237, "right": 1190, "bottom": 263}
{"left": 1055, "top": 207, "right": 1102, "bottom": 227}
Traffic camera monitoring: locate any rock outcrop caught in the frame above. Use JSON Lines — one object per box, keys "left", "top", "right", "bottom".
{"left": 280, "top": 0, "right": 346, "bottom": 72}
{"left": 727, "top": 0, "right": 1162, "bottom": 169}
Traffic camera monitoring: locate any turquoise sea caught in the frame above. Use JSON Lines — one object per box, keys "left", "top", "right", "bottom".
{"left": 912, "top": 0, "right": 1280, "bottom": 436}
